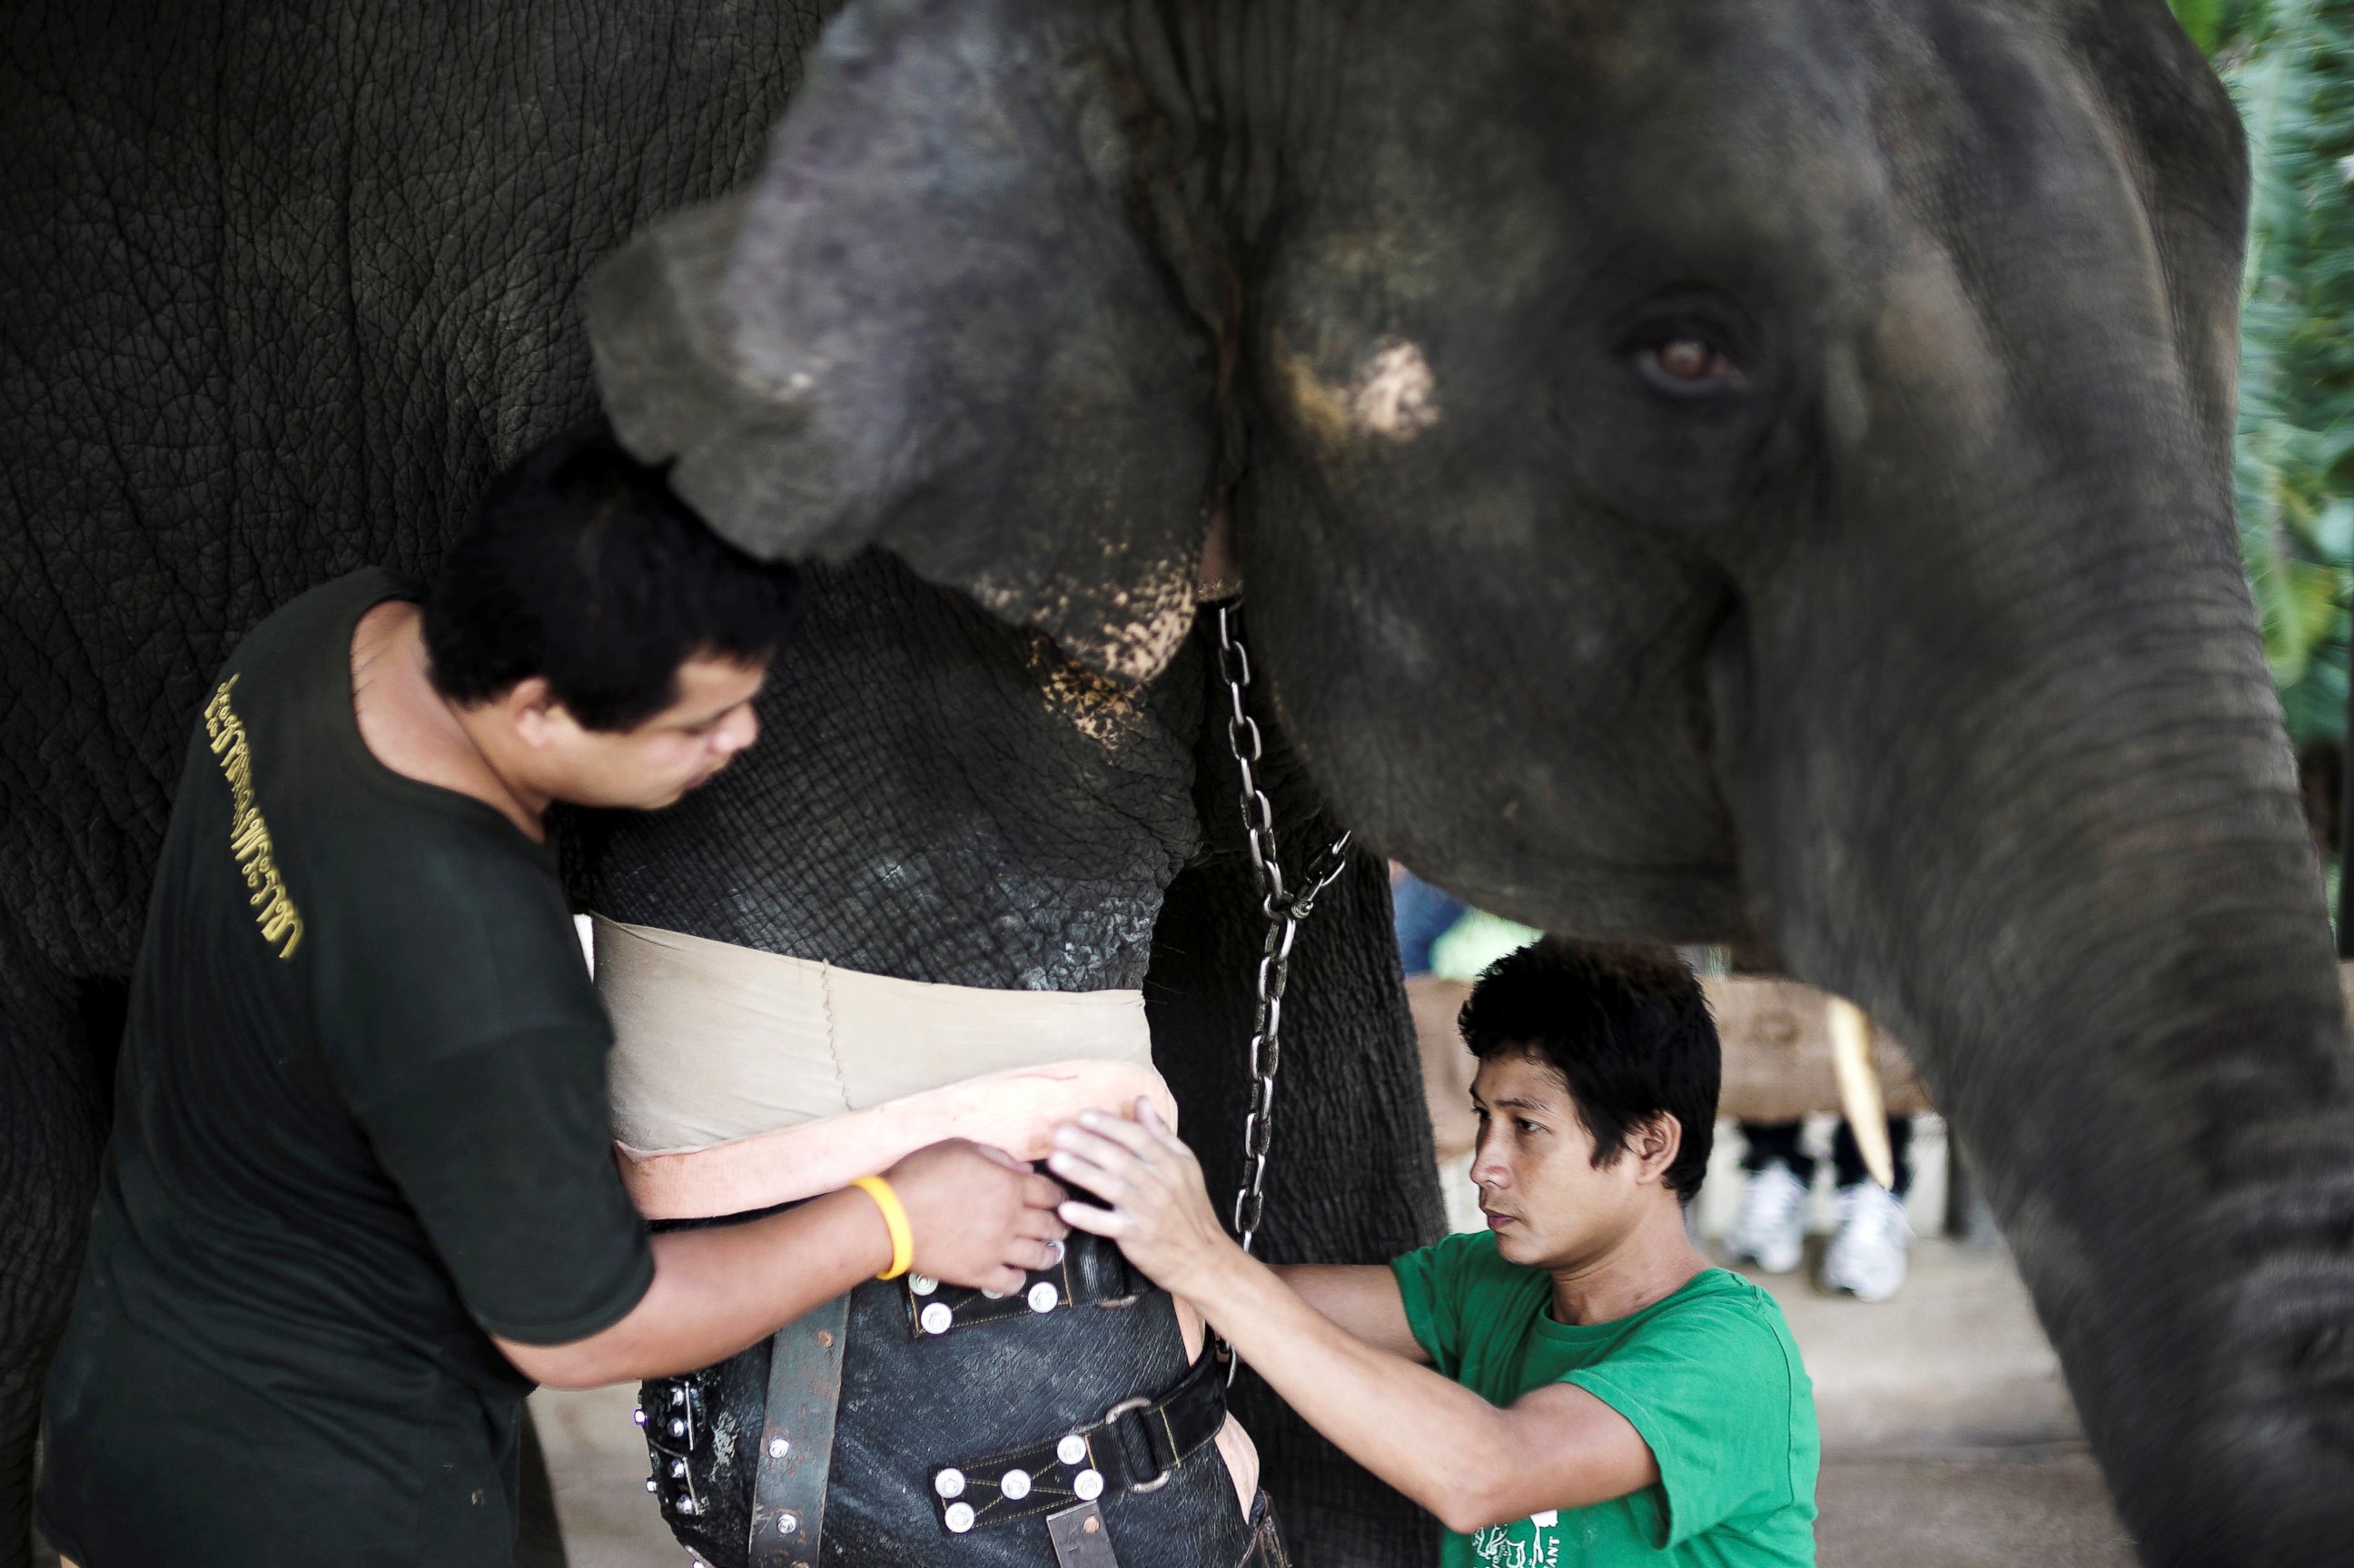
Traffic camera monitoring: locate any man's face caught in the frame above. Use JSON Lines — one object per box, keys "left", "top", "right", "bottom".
{"left": 537, "top": 654, "right": 769, "bottom": 811}
{"left": 1468, "top": 1049, "right": 1656, "bottom": 1271}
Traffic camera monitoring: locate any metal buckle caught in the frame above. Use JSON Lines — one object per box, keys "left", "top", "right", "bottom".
{"left": 1094, "top": 1395, "right": 1174, "bottom": 1493}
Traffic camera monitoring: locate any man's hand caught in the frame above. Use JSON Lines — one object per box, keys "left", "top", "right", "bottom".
{"left": 1048, "top": 1100, "right": 1241, "bottom": 1298}
{"left": 884, "top": 1139, "right": 1068, "bottom": 1296}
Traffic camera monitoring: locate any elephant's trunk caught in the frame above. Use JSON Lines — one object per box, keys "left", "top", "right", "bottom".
{"left": 1723, "top": 478, "right": 2354, "bottom": 1558}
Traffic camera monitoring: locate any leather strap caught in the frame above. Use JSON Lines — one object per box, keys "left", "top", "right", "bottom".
{"left": 1045, "top": 1502, "right": 1122, "bottom": 1568}
{"left": 1041, "top": 1486, "right": 1287, "bottom": 1568}
{"left": 1238, "top": 1491, "right": 1291, "bottom": 1568}
{"left": 925, "top": 1351, "right": 1227, "bottom": 1534}
{"left": 748, "top": 1292, "right": 852, "bottom": 1567}
{"left": 903, "top": 1232, "right": 1141, "bottom": 1339}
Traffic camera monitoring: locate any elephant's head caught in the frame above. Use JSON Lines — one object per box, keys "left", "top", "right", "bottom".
{"left": 587, "top": 0, "right": 2354, "bottom": 1558}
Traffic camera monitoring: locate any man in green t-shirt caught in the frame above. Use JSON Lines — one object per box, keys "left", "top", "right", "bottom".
{"left": 36, "top": 424, "right": 1067, "bottom": 1568}
{"left": 1050, "top": 938, "right": 1818, "bottom": 1566}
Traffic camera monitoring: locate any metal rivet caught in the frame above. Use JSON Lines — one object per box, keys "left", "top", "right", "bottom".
{"left": 768, "top": 1437, "right": 790, "bottom": 1459}
{"left": 935, "top": 1467, "right": 966, "bottom": 1499}
{"left": 945, "top": 1502, "right": 976, "bottom": 1533}
{"left": 920, "top": 1302, "right": 954, "bottom": 1335}
{"left": 816, "top": 1329, "right": 835, "bottom": 1348}
{"left": 909, "top": 1273, "right": 938, "bottom": 1296}
{"left": 676, "top": 1496, "right": 697, "bottom": 1515}
{"left": 1026, "top": 1281, "right": 1058, "bottom": 1314}
{"left": 1083, "top": 1516, "right": 1102, "bottom": 1535}
{"left": 778, "top": 1512, "right": 799, "bottom": 1533}
{"left": 1057, "top": 1435, "right": 1088, "bottom": 1466}
{"left": 1073, "top": 1469, "right": 1103, "bottom": 1502}
{"left": 670, "top": 1418, "right": 687, "bottom": 1437}
{"left": 1001, "top": 1468, "right": 1032, "bottom": 1501}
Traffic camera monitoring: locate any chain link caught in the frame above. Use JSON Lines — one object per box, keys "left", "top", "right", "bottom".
{"left": 1213, "top": 603, "right": 1351, "bottom": 1268}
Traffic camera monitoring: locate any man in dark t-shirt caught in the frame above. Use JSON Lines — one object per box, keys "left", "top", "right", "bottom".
{"left": 37, "top": 424, "right": 1068, "bottom": 1568}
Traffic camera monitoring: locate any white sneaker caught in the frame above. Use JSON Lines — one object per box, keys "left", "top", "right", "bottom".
{"left": 1722, "top": 1164, "right": 1809, "bottom": 1275}
{"left": 1821, "top": 1181, "right": 1913, "bottom": 1301}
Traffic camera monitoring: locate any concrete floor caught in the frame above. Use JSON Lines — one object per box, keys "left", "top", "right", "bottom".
{"left": 531, "top": 1228, "right": 2139, "bottom": 1567}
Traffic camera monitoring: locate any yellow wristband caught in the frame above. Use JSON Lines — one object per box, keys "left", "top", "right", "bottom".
{"left": 850, "top": 1175, "right": 915, "bottom": 1281}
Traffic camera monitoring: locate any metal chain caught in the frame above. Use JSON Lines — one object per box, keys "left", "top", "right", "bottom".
{"left": 1214, "top": 602, "right": 1352, "bottom": 1265}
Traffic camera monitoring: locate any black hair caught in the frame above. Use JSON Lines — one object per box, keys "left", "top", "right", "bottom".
{"left": 423, "top": 419, "right": 800, "bottom": 730}
{"left": 1458, "top": 937, "right": 1718, "bottom": 1202}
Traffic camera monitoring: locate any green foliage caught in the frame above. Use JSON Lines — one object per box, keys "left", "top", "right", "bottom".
{"left": 2180, "top": 0, "right": 2354, "bottom": 747}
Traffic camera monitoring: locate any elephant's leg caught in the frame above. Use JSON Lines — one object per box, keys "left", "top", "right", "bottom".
{"left": 1149, "top": 850, "right": 1442, "bottom": 1568}
{"left": 0, "top": 924, "right": 114, "bottom": 1568}
{"left": 1147, "top": 683, "right": 1443, "bottom": 1568}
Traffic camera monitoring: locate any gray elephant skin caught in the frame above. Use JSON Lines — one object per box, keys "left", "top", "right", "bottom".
{"left": 4, "top": 2, "right": 2348, "bottom": 1566}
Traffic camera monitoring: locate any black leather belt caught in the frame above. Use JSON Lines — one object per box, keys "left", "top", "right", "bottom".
{"left": 925, "top": 1349, "right": 1228, "bottom": 1536}
{"left": 903, "top": 1234, "right": 1143, "bottom": 1338}
{"left": 638, "top": 1229, "right": 1247, "bottom": 1568}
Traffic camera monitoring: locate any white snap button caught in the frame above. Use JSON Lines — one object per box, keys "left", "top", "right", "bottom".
{"left": 920, "top": 1302, "right": 954, "bottom": 1335}
{"left": 1026, "top": 1281, "right": 1058, "bottom": 1314}
{"left": 1001, "top": 1468, "right": 1032, "bottom": 1501}
{"left": 1073, "top": 1469, "right": 1104, "bottom": 1501}
{"left": 909, "top": 1273, "right": 938, "bottom": 1296}
{"left": 935, "top": 1467, "right": 966, "bottom": 1499}
{"left": 1057, "top": 1435, "right": 1088, "bottom": 1466}
{"left": 945, "top": 1502, "right": 976, "bottom": 1533}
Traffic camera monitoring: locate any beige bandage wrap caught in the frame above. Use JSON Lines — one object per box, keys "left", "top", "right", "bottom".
{"left": 593, "top": 915, "right": 1256, "bottom": 1514}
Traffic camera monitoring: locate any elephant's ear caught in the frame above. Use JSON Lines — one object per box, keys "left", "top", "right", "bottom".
{"left": 585, "top": 0, "right": 1224, "bottom": 684}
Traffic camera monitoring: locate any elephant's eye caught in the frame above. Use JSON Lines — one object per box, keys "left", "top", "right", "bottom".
{"left": 1632, "top": 333, "right": 1744, "bottom": 396}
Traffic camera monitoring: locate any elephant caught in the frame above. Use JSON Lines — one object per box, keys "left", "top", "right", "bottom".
{"left": 5, "top": 0, "right": 2350, "bottom": 1566}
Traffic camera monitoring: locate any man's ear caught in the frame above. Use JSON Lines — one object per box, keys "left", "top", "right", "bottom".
{"left": 585, "top": 0, "right": 1227, "bottom": 684}
{"left": 505, "top": 678, "right": 562, "bottom": 746}
{"left": 1629, "top": 1113, "right": 1684, "bottom": 1185}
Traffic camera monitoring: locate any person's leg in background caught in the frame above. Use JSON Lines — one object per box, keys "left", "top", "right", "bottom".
{"left": 1820, "top": 1116, "right": 1915, "bottom": 1301}
{"left": 1722, "top": 1119, "right": 1814, "bottom": 1274}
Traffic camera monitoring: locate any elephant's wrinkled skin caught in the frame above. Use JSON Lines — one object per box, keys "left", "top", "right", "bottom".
{"left": 3, "top": 3, "right": 2347, "bottom": 1568}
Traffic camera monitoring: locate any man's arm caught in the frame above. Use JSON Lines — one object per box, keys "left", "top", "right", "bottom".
{"left": 1269, "top": 1265, "right": 1430, "bottom": 1364}
{"left": 498, "top": 1140, "right": 1064, "bottom": 1387}
{"left": 1053, "top": 1108, "right": 1655, "bottom": 1533}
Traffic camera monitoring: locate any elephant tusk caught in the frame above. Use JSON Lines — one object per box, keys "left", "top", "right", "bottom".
{"left": 1825, "top": 996, "right": 1895, "bottom": 1189}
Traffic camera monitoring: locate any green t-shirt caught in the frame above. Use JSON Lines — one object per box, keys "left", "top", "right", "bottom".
{"left": 37, "top": 569, "right": 655, "bottom": 1568}
{"left": 1392, "top": 1233, "right": 1817, "bottom": 1567}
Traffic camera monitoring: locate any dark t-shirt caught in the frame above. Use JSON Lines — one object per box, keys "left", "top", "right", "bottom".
{"left": 38, "top": 568, "right": 655, "bottom": 1568}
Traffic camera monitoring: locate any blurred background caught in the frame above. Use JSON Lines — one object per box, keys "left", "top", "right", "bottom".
{"left": 2179, "top": 0, "right": 2354, "bottom": 914}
